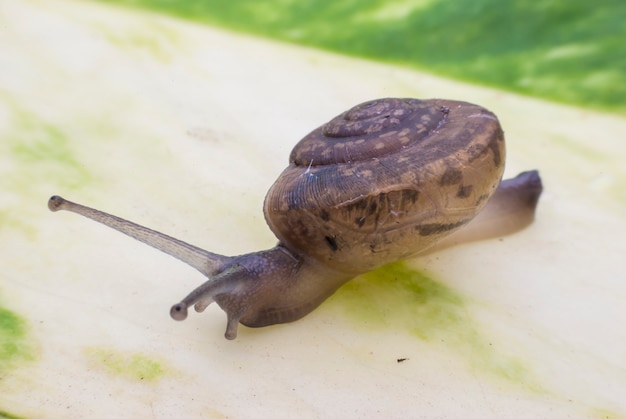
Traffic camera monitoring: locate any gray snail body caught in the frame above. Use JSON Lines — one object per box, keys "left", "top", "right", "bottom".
{"left": 49, "top": 98, "right": 543, "bottom": 340}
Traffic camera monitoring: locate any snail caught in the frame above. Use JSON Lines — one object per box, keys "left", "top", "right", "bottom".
{"left": 48, "top": 98, "right": 543, "bottom": 340}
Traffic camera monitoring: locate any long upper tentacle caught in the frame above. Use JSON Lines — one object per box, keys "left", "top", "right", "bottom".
{"left": 48, "top": 196, "right": 230, "bottom": 277}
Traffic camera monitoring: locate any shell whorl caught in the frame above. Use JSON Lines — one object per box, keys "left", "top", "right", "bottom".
{"left": 265, "top": 98, "right": 505, "bottom": 274}
{"left": 290, "top": 98, "right": 446, "bottom": 166}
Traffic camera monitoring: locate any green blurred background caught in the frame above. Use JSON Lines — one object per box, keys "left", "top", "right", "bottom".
{"left": 100, "top": 0, "right": 625, "bottom": 114}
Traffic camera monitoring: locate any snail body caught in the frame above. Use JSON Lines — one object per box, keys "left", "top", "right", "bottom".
{"left": 49, "top": 98, "right": 542, "bottom": 339}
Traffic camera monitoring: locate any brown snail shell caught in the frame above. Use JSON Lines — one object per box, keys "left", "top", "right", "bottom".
{"left": 48, "top": 98, "right": 541, "bottom": 340}
{"left": 265, "top": 98, "right": 504, "bottom": 273}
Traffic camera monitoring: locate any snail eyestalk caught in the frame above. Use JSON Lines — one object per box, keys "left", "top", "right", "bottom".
{"left": 169, "top": 264, "right": 248, "bottom": 320}
{"left": 170, "top": 303, "right": 188, "bottom": 321}
{"left": 47, "top": 195, "right": 230, "bottom": 277}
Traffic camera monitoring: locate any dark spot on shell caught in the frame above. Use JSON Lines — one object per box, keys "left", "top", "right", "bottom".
{"left": 345, "top": 199, "right": 368, "bottom": 212}
{"left": 355, "top": 217, "right": 366, "bottom": 227}
{"left": 467, "top": 129, "right": 503, "bottom": 168}
{"left": 369, "top": 240, "right": 386, "bottom": 253}
{"left": 325, "top": 235, "right": 338, "bottom": 252}
{"left": 439, "top": 167, "right": 463, "bottom": 186}
{"left": 368, "top": 200, "right": 378, "bottom": 215}
{"left": 456, "top": 185, "right": 473, "bottom": 198}
{"left": 319, "top": 209, "right": 330, "bottom": 221}
{"left": 401, "top": 189, "right": 419, "bottom": 205}
{"left": 415, "top": 220, "right": 468, "bottom": 236}
{"left": 489, "top": 132, "right": 503, "bottom": 167}
{"left": 476, "top": 193, "right": 490, "bottom": 205}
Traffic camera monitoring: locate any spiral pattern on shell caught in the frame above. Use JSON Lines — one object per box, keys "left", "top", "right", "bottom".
{"left": 290, "top": 98, "right": 447, "bottom": 166}
{"left": 264, "top": 98, "right": 505, "bottom": 273}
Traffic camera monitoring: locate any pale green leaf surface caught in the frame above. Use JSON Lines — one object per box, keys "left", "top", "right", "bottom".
{"left": 1, "top": 1, "right": 625, "bottom": 418}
